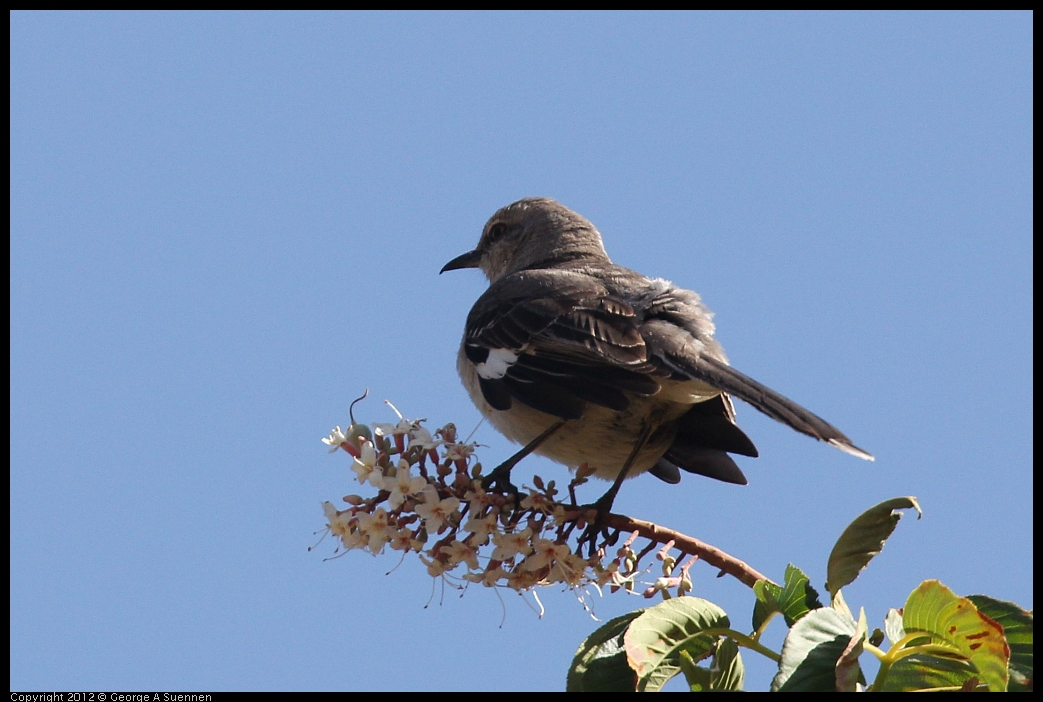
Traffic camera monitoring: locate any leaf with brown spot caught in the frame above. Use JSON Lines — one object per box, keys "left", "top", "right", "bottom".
{"left": 901, "top": 580, "right": 1010, "bottom": 691}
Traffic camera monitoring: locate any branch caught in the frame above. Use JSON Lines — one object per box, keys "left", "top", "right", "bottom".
{"left": 568, "top": 508, "right": 774, "bottom": 588}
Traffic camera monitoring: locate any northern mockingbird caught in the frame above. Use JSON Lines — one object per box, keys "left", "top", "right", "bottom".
{"left": 441, "top": 197, "right": 872, "bottom": 511}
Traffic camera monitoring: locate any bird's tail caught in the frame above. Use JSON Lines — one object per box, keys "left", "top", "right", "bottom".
{"left": 644, "top": 320, "right": 874, "bottom": 461}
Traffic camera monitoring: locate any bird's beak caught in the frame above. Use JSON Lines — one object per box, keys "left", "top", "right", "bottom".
{"left": 440, "top": 249, "right": 483, "bottom": 274}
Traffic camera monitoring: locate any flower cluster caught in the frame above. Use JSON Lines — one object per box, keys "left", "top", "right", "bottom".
{"left": 319, "top": 401, "right": 697, "bottom": 602}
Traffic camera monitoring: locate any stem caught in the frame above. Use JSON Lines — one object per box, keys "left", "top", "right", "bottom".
{"left": 703, "top": 628, "right": 781, "bottom": 663}
{"left": 562, "top": 508, "right": 775, "bottom": 589}
{"left": 752, "top": 611, "right": 777, "bottom": 644}
{"left": 870, "top": 635, "right": 967, "bottom": 691}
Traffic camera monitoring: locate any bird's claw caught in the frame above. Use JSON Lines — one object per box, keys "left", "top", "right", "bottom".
{"left": 576, "top": 495, "right": 614, "bottom": 558}
{"left": 481, "top": 465, "right": 520, "bottom": 500}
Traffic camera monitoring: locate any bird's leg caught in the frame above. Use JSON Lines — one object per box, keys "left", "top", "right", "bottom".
{"left": 579, "top": 423, "right": 654, "bottom": 557}
{"left": 482, "top": 420, "right": 567, "bottom": 497}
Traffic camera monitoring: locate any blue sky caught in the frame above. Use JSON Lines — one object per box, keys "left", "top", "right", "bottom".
{"left": 11, "top": 11, "right": 1031, "bottom": 692}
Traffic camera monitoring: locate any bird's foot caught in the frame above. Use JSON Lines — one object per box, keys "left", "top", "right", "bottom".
{"left": 481, "top": 463, "right": 520, "bottom": 500}
{"left": 577, "top": 492, "right": 617, "bottom": 558}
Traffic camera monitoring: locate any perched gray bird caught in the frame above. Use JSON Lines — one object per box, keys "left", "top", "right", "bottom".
{"left": 441, "top": 197, "right": 872, "bottom": 508}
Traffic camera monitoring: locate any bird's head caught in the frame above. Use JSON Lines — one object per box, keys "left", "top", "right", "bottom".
{"left": 440, "top": 197, "right": 609, "bottom": 282}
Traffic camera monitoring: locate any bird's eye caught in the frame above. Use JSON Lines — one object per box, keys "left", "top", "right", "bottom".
{"left": 487, "top": 222, "right": 508, "bottom": 242}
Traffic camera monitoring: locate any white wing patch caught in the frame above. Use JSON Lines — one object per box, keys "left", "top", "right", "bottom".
{"left": 476, "top": 348, "right": 518, "bottom": 380}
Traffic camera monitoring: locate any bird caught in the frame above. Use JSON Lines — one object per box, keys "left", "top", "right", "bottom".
{"left": 441, "top": 197, "right": 872, "bottom": 512}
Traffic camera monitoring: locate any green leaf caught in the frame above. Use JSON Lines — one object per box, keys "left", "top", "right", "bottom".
{"left": 902, "top": 580, "right": 1010, "bottom": 691}
{"left": 567, "top": 610, "right": 643, "bottom": 692}
{"left": 711, "top": 636, "right": 745, "bottom": 691}
{"left": 968, "top": 594, "right": 1033, "bottom": 692}
{"left": 678, "top": 649, "right": 712, "bottom": 691}
{"left": 878, "top": 652, "right": 980, "bottom": 692}
{"left": 752, "top": 563, "right": 823, "bottom": 631}
{"left": 772, "top": 605, "right": 862, "bottom": 691}
{"left": 825, "top": 496, "right": 921, "bottom": 597}
{"left": 623, "top": 596, "right": 730, "bottom": 692}
{"left": 678, "top": 637, "right": 745, "bottom": 692}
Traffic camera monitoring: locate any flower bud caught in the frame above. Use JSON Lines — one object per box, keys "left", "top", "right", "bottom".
{"left": 349, "top": 423, "right": 373, "bottom": 443}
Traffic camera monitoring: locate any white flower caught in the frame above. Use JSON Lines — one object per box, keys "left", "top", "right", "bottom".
{"left": 373, "top": 400, "right": 412, "bottom": 440}
{"left": 519, "top": 536, "right": 571, "bottom": 572}
{"left": 419, "top": 552, "right": 455, "bottom": 577}
{"left": 414, "top": 485, "right": 461, "bottom": 533}
{"left": 462, "top": 513, "right": 497, "bottom": 546}
{"left": 356, "top": 507, "right": 393, "bottom": 554}
{"left": 322, "top": 426, "right": 348, "bottom": 452}
{"left": 520, "top": 489, "right": 554, "bottom": 514}
{"left": 322, "top": 501, "right": 351, "bottom": 539}
{"left": 443, "top": 441, "right": 475, "bottom": 463}
{"left": 464, "top": 482, "right": 494, "bottom": 515}
{"left": 340, "top": 530, "right": 368, "bottom": 551}
{"left": 463, "top": 564, "right": 509, "bottom": 587}
{"left": 595, "top": 563, "right": 637, "bottom": 591}
{"left": 442, "top": 540, "right": 480, "bottom": 571}
{"left": 505, "top": 568, "right": 541, "bottom": 591}
{"left": 490, "top": 527, "right": 534, "bottom": 561}
{"left": 373, "top": 418, "right": 412, "bottom": 439}
{"left": 548, "top": 551, "right": 592, "bottom": 587}
{"left": 350, "top": 440, "right": 382, "bottom": 487}
{"left": 388, "top": 529, "right": 424, "bottom": 553}
{"left": 385, "top": 459, "right": 429, "bottom": 510}
{"left": 407, "top": 424, "right": 441, "bottom": 451}
{"left": 322, "top": 502, "right": 366, "bottom": 551}
{"left": 591, "top": 561, "right": 622, "bottom": 587}
{"left": 643, "top": 576, "right": 681, "bottom": 599}
{"left": 549, "top": 504, "right": 570, "bottom": 528}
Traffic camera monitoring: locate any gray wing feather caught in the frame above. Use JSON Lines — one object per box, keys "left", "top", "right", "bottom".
{"left": 642, "top": 318, "right": 873, "bottom": 460}
{"left": 464, "top": 271, "right": 661, "bottom": 418}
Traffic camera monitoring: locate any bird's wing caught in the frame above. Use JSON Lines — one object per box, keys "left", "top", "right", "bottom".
{"left": 463, "top": 270, "right": 662, "bottom": 419}
{"left": 642, "top": 316, "right": 874, "bottom": 461}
